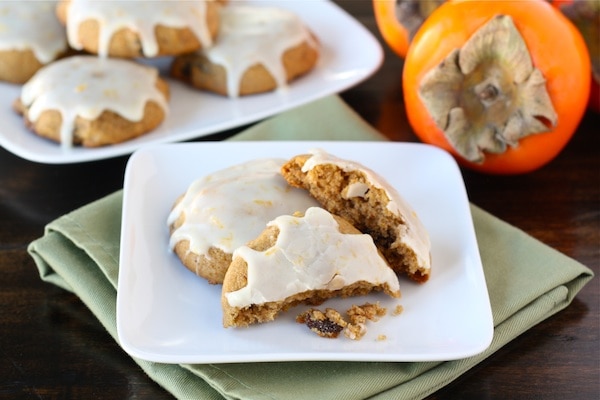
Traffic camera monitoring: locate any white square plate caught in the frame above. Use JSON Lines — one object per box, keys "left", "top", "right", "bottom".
{"left": 0, "top": 0, "right": 382, "bottom": 164}
{"left": 117, "top": 141, "right": 493, "bottom": 364}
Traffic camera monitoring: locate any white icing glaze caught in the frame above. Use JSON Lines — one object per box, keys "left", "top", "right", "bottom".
{"left": 302, "top": 149, "right": 432, "bottom": 272}
{"left": 344, "top": 182, "right": 370, "bottom": 199}
{"left": 0, "top": 1, "right": 68, "bottom": 63}
{"left": 20, "top": 55, "right": 168, "bottom": 148}
{"left": 168, "top": 158, "right": 319, "bottom": 257}
{"left": 204, "top": 5, "right": 318, "bottom": 97}
{"left": 65, "top": 0, "right": 213, "bottom": 57}
{"left": 225, "top": 207, "right": 400, "bottom": 308}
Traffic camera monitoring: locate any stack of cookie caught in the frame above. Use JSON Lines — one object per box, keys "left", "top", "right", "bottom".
{"left": 2, "top": 1, "right": 319, "bottom": 148}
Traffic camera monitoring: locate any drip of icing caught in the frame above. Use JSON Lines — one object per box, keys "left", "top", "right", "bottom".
{"left": 65, "top": 0, "right": 213, "bottom": 57}
{"left": 168, "top": 158, "right": 319, "bottom": 256}
{"left": 0, "top": 1, "right": 68, "bottom": 63}
{"left": 301, "top": 149, "right": 432, "bottom": 271}
{"left": 204, "top": 5, "right": 318, "bottom": 97}
{"left": 225, "top": 207, "right": 400, "bottom": 308}
{"left": 20, "top": 55, "right": 168, "bottom": 148}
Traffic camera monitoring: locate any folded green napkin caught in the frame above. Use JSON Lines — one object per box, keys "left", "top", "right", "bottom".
{"left": 28, "top": 95, "right": 593, "bottom": 400}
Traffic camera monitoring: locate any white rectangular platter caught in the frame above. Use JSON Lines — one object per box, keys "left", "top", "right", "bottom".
{"left": 0, "top": 0, "right": 382, "bottom": 164}
{"left": 117, "top": 141, "right": 493, "bottom": 364}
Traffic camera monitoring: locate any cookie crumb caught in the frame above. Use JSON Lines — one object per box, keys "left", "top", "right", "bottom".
{"left": 392, "top": 304, "right": 404, "bottom": 316}
{"left": 344, "top": 322, "right": 367, "bottom": 340}
{"left": 347, "top": 302, "right": 387, "bottom": 324}
{"left": 296, "top": 308, "right": 347, "bottom": 338}
{"left": 298, "top": 301, "right": 394, "bottom": 341}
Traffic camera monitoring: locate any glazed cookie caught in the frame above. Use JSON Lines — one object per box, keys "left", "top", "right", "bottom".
{"left": 56, "top": 0, "right": 220, "bottom": 58}
{"left": 281, "top": 149, "right": 432, "bottom": 283}
{"left": 170, "top": 5, "right": 319, "bottom": 97}
{"left": 222, "top": 207, "right": 401, "bottom": 328}
{"left": 13, "top": 55, "right": 169, "bottom": 148}
{"left": 0, "top": 2, "right": 68, "bottom": 84}
{"left": 167, "top": 158, "right": 319, "bottom": 285}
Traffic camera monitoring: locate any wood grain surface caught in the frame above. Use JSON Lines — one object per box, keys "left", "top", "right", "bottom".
{"left": 1, "top": 1, "right": 598, "bottom": 398}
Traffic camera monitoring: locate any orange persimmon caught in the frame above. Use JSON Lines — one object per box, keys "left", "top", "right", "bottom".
{"left": 373, "top": 0, "right": 445, "bottom": 58}
{"left": 551, "top": 0, "right": 600, "bottom": 112}
{"left": 589, "top": 79, "right": 600, "bottom": 112}
{"left": 402, "top": 0, "right": 591, "bottom": 174}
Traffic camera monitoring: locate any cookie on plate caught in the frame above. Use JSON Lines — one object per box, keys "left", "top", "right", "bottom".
{"left": 13, "top": 55, "right": 169, "bottom": 148}
{"left": 222, "top": 207, "right": 401, "bottom": 328}
{"left": 0, "top": 2, "right": 69, "bottom": 84}
{"left": 170, "top": 5, "right": 319, "bottom": 97}
{"left": 168, "top": 158, "right": 319, "bottom": 285}
{"left": 281, "top": 149, "right": 432, "bottom": 283}
{"left": 56, "top": 0, "right": 220, "bottom": 58}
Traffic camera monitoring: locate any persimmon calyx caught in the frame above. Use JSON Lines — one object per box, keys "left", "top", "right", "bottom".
{"left": 418, "top": 14, "right": 558, "bottom": 163}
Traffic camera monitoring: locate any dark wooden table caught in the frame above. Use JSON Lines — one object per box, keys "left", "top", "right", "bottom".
{"left": 1, "top": 1, "right": 598, "bottom": 399}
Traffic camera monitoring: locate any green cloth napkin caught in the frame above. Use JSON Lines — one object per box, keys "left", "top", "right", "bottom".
{"left": 28, "top": 95, "right": 594, "bottom": 400}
